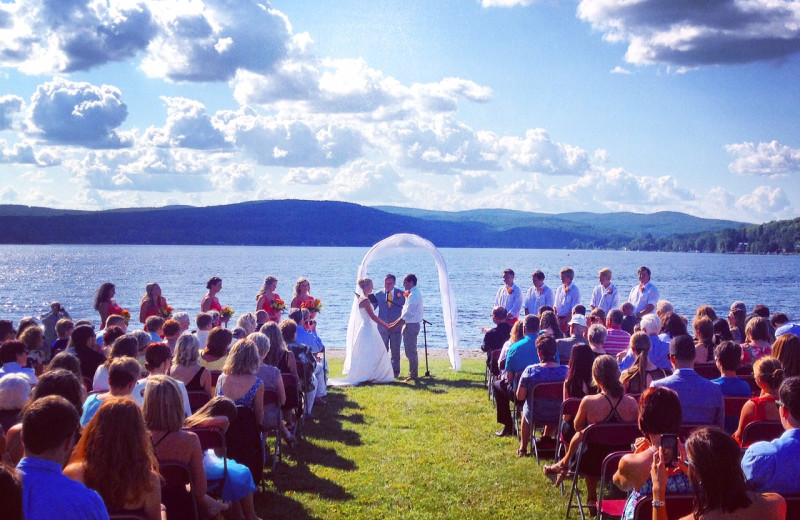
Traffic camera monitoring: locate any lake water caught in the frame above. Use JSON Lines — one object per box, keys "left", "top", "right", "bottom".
{"left": 0, "top": 245, "right": 797, "bottom": 352}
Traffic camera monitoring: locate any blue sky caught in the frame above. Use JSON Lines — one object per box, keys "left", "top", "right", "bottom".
{"left": 0, "top": 0, "right": 798, "bottom": 222}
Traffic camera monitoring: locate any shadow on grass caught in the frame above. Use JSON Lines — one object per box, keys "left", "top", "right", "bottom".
{"left": 256, "top": 489, "right": 324, "bottom": 520}
{"left": 304, "top": 391, "right": 364, "bottom": 446}
{"left": 382, "top": 373, "right": 485, "bottom": 393}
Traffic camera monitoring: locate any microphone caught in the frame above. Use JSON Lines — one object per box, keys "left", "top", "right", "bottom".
{"left": 422, "top": 319, "right": 432, "bottom": 325}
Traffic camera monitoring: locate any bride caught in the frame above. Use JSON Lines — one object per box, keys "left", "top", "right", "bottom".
{"left": 329, "top": 278, "right": 395, "bottom": 386}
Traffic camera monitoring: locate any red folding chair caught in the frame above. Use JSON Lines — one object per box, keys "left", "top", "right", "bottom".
{"left": 555, "top": 398, "right": 582, "bottom": 495}
{"left": 741, "top": 420, "right": 783, "bottom": 447}
{"left": 187, "top": 391, "right": 211, "bottom": 413}
{"left": 158, "top": 460, "right": 199, "bottom": 520}
{"left": 596, "top": 450, "right": 631, "bottom": 520}
{"left": 263, "top": 388, "right": 283, "bottom": 471}
{"left": 784, "top": 494, "right": 800, "bottom": 518}
{"left": 529, "top": 381, "right": 566, "bottom": 464}
{"left": 693, "top": 363, "right": 719, "bottom": 380}
{"left": 185, "top": 427, "right": 227, "bottom": 496}
{"left": 210, "top": 370, "right": 222, "bottom": 387}
{"left": 723, "top": 396, "right": 749, "bottom": 434}
{"left": 632, "top": 495, "right": 694, "bottom": 520}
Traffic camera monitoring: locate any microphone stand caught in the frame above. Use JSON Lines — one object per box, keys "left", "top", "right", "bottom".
{"left": 422, "top": 319, "right": 432, "bottom": 378}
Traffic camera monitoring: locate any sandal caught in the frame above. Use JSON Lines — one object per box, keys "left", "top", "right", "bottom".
{"left": 516, "top": 448, "right": 528, "bottom": 457}
{"left": 542, "top": 464, "right": 566, "bottom": 485}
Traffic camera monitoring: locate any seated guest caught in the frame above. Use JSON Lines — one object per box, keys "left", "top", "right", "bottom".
{"left": 493, "top": 314, "right": 540, "bottom": 436}
{"left": 712, "top": 317, "right": 734, "bottom": 345}
{"left": 144, "top": 316, "right": 164, "bottom": 344}
{"left": 613, "top": 387, "right": 691, "bottom": 519}
{"left": 556, "top": 314, "right": 587, "bottom": 364}
{"left": 696, "top": 305, "right": 718, "bottom": 322}
{"left": 50, "top": 318, "right": 73, "bottom": 358}
{"left": 733, "top": 356, "right": 783, "bottom": 445}
{"left": 236, "top": 313, "right": 258, "bottom": 335}
{"left": 81, "top": 357, "right": 140, "bottom": 427}
{"left": 620, "top": 313, "right": 671, "bottom": 371}
{"left": 66, "top": 324, "right": 105, "bottom": 382}
{"left": 741, "top": 376, "right": 800, "bottom": 495}
{"left": 169, "top": 333, "right": 214, "bottom": 396}
{"left": 539, "top": 310, "right": 564, "bottom": 341}
{"left": 172, "top": 312, "right": 190, "bottom": 333}
{"left": 132, "top": 343, "right": 192, "bottom": 417}
{"left": 0, "top": 319, "right": 16, "bottom": 342}
{"left": 99, "top": 325, "right": 125, "bottom": 358}
{"left": 728, "top": 303, "right": 747, "bottom": 342}
{"left": 194, "top": 312, "right": 214, "bottom": 349}
{"left": 564, "top": 343, "right": 595, "bottom": 400}
{"left": 620, "top": 302, "right": 637, "bottom": 335}
{"left": 65, "top": 398, "right": 162, "bottom": 520}
{"left": 514, "top": 334, "right": 568, "bottom": 456}
{"left": 216, "top": 339, "right": 264, "bottom": 428}
{"left": 280, "top": 319, "right": 317, "bottom": 416}
{"left": 305, "top": 316, "right": 328, "bottom": 403}
{"left": 19, "top": 325, "right": 46, "bottom": 366}
{"left": 651, "top": 427, "right": 784, "bottom": 520}
{"left": 620, "top": 332, "right": 669, "bottom": 394}
{"left": 0, "top": 373, "right": 30, "bottom": 433}
{"left": 772, "top": 333, "right": 800, "bottom": 378}
{"left": 587, "top": 307, "right": 606, "bottom": 329}
{"left": 255, "top": 310, "right": 269, "bottom": 331}
{"left": 0, "top": 340, "right": 37, "bottom": 385}
{"left": 261, "top": 321, "right": 299, "bottom": 433}
{"left": 498, "top": 320, "right": 526, "bottom": 374}
{"left": 232, "top": 327, "right": 248, "bottom": 342}
{"left": 711, "top": 341, "right": 752, "bottom": 397}
{"left": 587, "top": 323, "right": 607, "bottom": 357}
{"left": 92, "top": 333, "right": 139, "bottom": 392}
{"left": 651, "top": 335, "right": 724, "bottom": 427}
{"left": 481, "top": 306, "right": 512, "bottom": 376}
{"left": 543, "top": 355, "right": 638, "bottom": 505}
{"left": 105, "top": 314, "right": 128, "bottom": 334}
{"left": 0, "top": 462, "right": 23, "bottom": 520}
{"left": 742, "top": 316, "right": 773, "bottom": 364}
{"left": 16, "top": 395, "right": 109, "bottom": 520}
{"left": 655, "top": 300, "right": 674, "bottom": 321}
{"left": 162, "top": 319, "right": 181, "bottom": 353}
{"left": 605, "top": 309, "right": 631, "bottom": 359}
{"left": 200, "top": 327, "right": 232, "bottom": 371}
{"left": 659, "top": 311, "right": 688, "bottom": 344}
{"left": 693, "top": 316, "right": 716, "bottom": 365}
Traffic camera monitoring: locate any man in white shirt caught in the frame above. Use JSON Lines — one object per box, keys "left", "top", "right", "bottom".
{"left": 628, "top": 266, "right": 659, "bottom": 319}
{"left": 389, "top": 274, "right": 423, "bottom": 382}
{"left": 590, "top": 267, "right": 619, "bottom": 314}
{"left": 553, "top": 267, "right": 580, "bottom": 334}
{"left": 494, "top": 269, "right": 522, "bottom": 324}
{"left": 524, "top": 269, "right": 553, "bottom": 316}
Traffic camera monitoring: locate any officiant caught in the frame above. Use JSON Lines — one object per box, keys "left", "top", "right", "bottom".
{"left": 372, "top": 274, "right": 406, "bottom": 378}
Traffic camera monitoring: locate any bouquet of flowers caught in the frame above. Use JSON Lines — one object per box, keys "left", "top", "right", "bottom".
{"left": 221, "top": 306, "right": 235, "bottom": 320}
{"left": 271, "top": 297, "right": 286, "bottom": 311}
{"left": 157, "top": 305, "right": 174, "bottom": 319}
{"left": 120, "top": 309, "right": 131, "bottom": 324}
{"left": 301, "top": 298, "right": 323, "bottom": 313}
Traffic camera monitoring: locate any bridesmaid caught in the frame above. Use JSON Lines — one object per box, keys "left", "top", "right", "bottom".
{"left": 139, "top": 282, "right": 168, "bottom": 324}
{"left": 201, "top": 277, "right": 223, "bottom": 313}
{"left": 255, "top": 276, "right": 283, "bottom": 323}
{"left": 94, "top": 282, "right": 123, "bottom": 329}
{"left": 290, "top": 277, "right": 314, "bottom": 309}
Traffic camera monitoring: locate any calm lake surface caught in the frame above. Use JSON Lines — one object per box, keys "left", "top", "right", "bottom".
{"left": 0, "top": 245, "right": 797, "bottom": 352}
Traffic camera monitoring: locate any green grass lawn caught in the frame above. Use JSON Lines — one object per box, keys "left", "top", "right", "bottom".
{"left": 255, "top": 357, "right": 576, "bottom": 520}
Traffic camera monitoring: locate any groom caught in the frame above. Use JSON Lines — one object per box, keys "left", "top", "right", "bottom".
{"left": 373, "top": 274, "right": 405, "bottom": 378}
{"left": 389, "top": 274, "right": 423, "bottom": 382}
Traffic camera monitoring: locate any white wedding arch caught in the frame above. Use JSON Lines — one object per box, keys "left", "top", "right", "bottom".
{"left": 343, "top": 233, "right": 461, "bottom": 373}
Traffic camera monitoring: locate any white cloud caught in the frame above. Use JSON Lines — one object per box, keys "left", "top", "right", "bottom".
{"left": 144, "top": 97, "right": 230, "bottom": 150}
{"left": 454, "top": 171, "right": 497, "bottom": 194}
{"left": 481, "top": 0, "right": 538, "bottom": 7}
{"left": 283, "top": 167, "right": 333, "bottom": 185}
{"left": 0, "top": 186, "right": 18, "bottom": 202}
{"left": 735, "top": 185, "right": 792, "bottom": 216}
{"left": 27, "top": 78, "right": 132, "bottom": 148}
{"left": 0, "top": 140, "right": 59, "bottom": 165}
{"left": 577, "top": 0, "right": 800, "bottom": 67}
{"left": 324, "top": 160, "right": 406, "bottom": 203}
{"left": 0, "top": 95, "right": 24, "bottom": 130}
{"left": 500, "top": 128, "right": 591, "bottom": 175}
{"left": 725, "top": 140, "right": 800, "bottom": 176}
{"left": 610, "top": 66, "right": 632, "bottom": 75}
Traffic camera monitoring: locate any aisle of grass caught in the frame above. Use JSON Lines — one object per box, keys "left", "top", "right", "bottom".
{"left": 255, "top": 357, "right": 572, "bottom": 519}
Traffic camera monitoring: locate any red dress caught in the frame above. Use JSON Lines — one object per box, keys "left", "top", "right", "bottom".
{"left": 201, "top": 295, "right": 222, "bottom": 312}
{"left": 142, "top": 298, "right": 168, "bottom": 321}
{"left": 101, "top": 300, "right": 125, "bottom": 329}
{"left": 739, "top": 395, "right": 778, "bottom": 446}
{"left": 291, "top": 295, "right": 314, "bottom": 310}
{"left": 261, "top": 293, "right": 283, "bottom": 323}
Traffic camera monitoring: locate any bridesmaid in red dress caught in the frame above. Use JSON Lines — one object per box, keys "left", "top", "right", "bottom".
{"left": 255, "top": 276, "right": 283, "bottom": 323}
{"left": 201, "top": 277, "right": 226, "bottom": 326}
{"left": 290, "top": 278, "right": 314, "bottom": 310}
{"left": 94, "top": 282, "right": 124, "bottom": 329}
{"left": 139, "top": 282, "right": 168, "bottom": 324}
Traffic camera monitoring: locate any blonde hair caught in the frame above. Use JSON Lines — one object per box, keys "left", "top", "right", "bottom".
{"left": 593, "top": 355, "right": 624, "bottom": 398}
{"left": 294, "top": 277, "right": 310, "bottom": 298}
{"left": 357, "top": 278, "right": 372, "bottom": 292}
{"left": 261, "top": 322, "right": 287, "bottom": 367}
{"left": 620, "top": 332, "right": 651, "bottom": 389}
{"left": 598, "top": 268, "right": 612, "bottom": 279}
{"left": 142, "top": 375, "right": 184, "bottom": 432}
{"left": 247, "top": 332, "right": 271, "bottom": 360}
{"left": 140, "top": 282, "right": 160, "bottom": 305}
{"left": 236, "top": 312, "right": 257, "bottom": 332}
{"left": 172, "top": 333, "right": 200, "bottom": 368}
{"left": 257, "top": 276, "right": 278, "bottom": 298}
{"left": 222, "top": 339, "right": 260, "bottom": 376}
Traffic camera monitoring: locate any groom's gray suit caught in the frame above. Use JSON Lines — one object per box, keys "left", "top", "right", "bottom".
{"left": 374, "top": 286, "right": 405, "bottom": 377}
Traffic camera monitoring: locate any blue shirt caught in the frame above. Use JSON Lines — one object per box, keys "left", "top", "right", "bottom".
{"left": 650, "top": 368, "right": 724, "bottom": 427}
{"left": 295, "top": 327, "right": 317, "bottom": 351}
{"left": 17, "top": 457, "right": 109, "bottom": 520}
{"left": 711, "top": 376, "right": 752, "bottom": 397}
{"left": 618, "top": 334, "right": 671, "bottom": 371}
{"left": 0, "top": 361, "right": 38, "bottom": 385}
{"left": 519, "top": 364, "right": 568, "bottom": 424}
{"left": 742, "top": 428, "right": 800, "bottom": 495}
{"left": 505, "top": 335, "right": 540, "bottom": 389}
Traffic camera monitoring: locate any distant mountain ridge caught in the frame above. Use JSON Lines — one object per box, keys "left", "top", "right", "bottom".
{"left": 0, "top": 200, "right": 748, "bottom": 248}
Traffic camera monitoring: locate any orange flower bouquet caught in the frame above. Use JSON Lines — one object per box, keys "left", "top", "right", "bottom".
{"left": 120, "top": 309, "right": 131, "bottom": 324}
{"left": 301, "top": 299, "right": 324, "bottom": 313}
{"left": 157, "top": 305, "right": 173, "bottom": 319}
{"left": 221, "top": 306, "right": 235, "bottom": 319}
{"left": 271, "top": 297, "right": 286, "bottom": 311}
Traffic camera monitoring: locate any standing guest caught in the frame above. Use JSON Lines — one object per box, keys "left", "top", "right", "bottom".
{"left": 742, "top": 317, "right": 773, "bottom": 364}
{"left": 481, "top": 306, "right": 512, "bottom": 377}
{"left": 733, "top": 356, "right": 783, "bottom": 445}
{"left": 138, "top": 282, "right": 168, "bottom": 324}
{"left": 651, "top": 335, "right": 724, "bottom": 427}
{"left": 729, "top": 302, "right": 747, "bottom": 343}
{"left": 201, "top": 277, "right": 225, "bottom": 324}
{"left": 16, "top": 396, "right": 109, "bottom": 520}
{"left": 94, "top": 282, "right": 123, "bottom": 329}
{"left": 587, "top": 324, "right": 608, "bottom": 357}
{"left": 773, "top": 334, "right": 800, "bottom": 378}
{"left": 524, "top": 269, "right": 554, "bottom": 316}
{"left": 290, "top": 277, "right": 314, "bottom": 309}
{"left": 51, "top": 318, "right": 74, "bottom": 358}
{"left": 604, "top": 309, "right": 631, "bottom": 359}
{"left": 92, "top": 333, "right": 139, "bottom": 392}
{"left": 388, "top": 274, "right": 424, "bottom": 383}
{"left": 200, "top": 327, "right": 232, "bottom": 371}
{"left": 66, "top": 324, "right": 105, "bottom": 382}
{"left": 493, "top": 314, "right": 540, "bottom": 436}
{"left": 162, "top": 319, "right": 181, "bottom": 353}
{"left": 0, "top": 341, "right": 37, "bottom": 385}
{"left": 494, "top": 268, "right": 522, "bottom": 324}
{"left": 133, "top": 343, "right": 192, "bottom": 417}
{"left": 619, "top": 314, "right": 671, "bottom": 371}
{"left": 620, "top": 302, "right": 638, "bottom": 335}
{"left": 655, "top": 300, "right": 674, "bottom": 320}
{"left": 553, "top": 267, "right": 580, "bottom": 334}
{"left": 373, "top": 274, "right": 406, "bottom": 378}
{"left": 628, "top": 266, "right": 658, "bottom": 319}
{"left": 590, "top": 268, "right": 619, "bottom": 314}
{"left": 711, "top": 341, "right": 753, "bottom": 397}
{"left": 0, "top": 319, "right": 17, "bottom": 341}
{"left": 144, "top": 316, "right": 164, "bottom": 344}
{"left": 741, "top": 376, "right": 800, "bottom": 495}
{"left": 620, "top": 332, "right": 669, "bottom": 394}
{"left": 556, "top": 315, "right": 588, "bottom": 365}
{"left": 693, "top": 316, "right": 716, "bottom": 364}
{"left": 66, "top": 398, "right": 162, "bottom": 520}
{"left": 255, "top": 275, "right": 283, "bottom": 324}
{"left": 40, "top": 301, "right": 69, "bottom": 349}
{"left": 170, "top": 333, "right": 214, "bottom": 397}
{"left": 81, "top": 357, "right": 141, "bottom": 427}
{"left": 172, "top": 311, "right": 190, "bottom": 333}
{"left": 194, "top": 312, "right": 213, "bottom": 349}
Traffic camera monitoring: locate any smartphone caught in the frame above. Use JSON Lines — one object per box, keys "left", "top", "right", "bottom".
{"left": 661, "top": 434, "right": 679, "bottom": 467}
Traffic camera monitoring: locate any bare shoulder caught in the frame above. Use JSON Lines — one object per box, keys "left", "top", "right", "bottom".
{"left": 62, "top": 462, "right": 86, "bottom": 481}
{"left": 757, "top": 492, "right": 786, "bottom": 518}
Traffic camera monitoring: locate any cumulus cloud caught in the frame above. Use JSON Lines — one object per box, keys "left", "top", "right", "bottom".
{"left": 0, "top": 95, "right": 23, "bottom": 130}
{"left": 0, "top": 140, "right": 59, "bottom": 165}
{"left": 283, "top": 167, "right": 333, "bottom": 185}
{"left": 0, "top": 186, "right": 18, "bottom": 202}
{"left": 577, "top": 0, "right": 800, "bottom": 67}
{"left": 454, "top": 171, "right": 497, "bottom": 194}
{"left": 735, "top": 185, "right": 791, "bottom": 215}
{"left": 325, "top": 160, "right": 406, "bottom": 203}
{"left": 610, "top": 66, "right": 632, "bottom": 75}
{"left": 726, "top": 140, "right": 800, "bottom": 176}
{"left": 27, "top": 78, "right": 132, "bottom": 148}
{"left": 500, "top": 128, "right": 591, "bottom": 175}
{"left": 144, "top": 97, "right": 230, "bottom": 150}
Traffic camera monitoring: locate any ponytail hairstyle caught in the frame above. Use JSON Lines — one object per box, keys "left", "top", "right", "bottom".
{"left": 754, "top": 356, "right": 784, "bottom": 391}
{"left": 621, "top": 332, "right": 651, "bottom": 390}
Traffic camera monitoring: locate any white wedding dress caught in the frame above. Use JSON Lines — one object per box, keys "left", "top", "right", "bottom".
{"left": 329, "top": 303, "right": 394, "bottom": 386}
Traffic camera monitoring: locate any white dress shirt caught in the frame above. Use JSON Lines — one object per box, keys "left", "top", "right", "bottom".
{"left": 629, "top": 282, "right": 658, "bottom": 315}
{"left": 494, "top": 284, "right": 522, "bottom": 319}
{"left": 590, "top": 283, "right": 619, "bottom": 313}
{"left": 400, "top": 286, "right": 424, "bottom": 324}
{"left": 524, "top": 284, "right": 554, "bottom": 315}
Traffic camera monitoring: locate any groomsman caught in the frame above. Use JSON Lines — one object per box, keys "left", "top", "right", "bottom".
{"left": 495, "top": 268, "right": 522, "bottom": 324}
{"left": 524, "top": 269, "right": 553, "bottom": 316}
{"left": 374, "top": 274, "right": 405, "bottom": 378}
{"left": 590, "top": 268, "right": 619, "bottom": 314}
{"left": 389, "top": 274, "right": 423, "bottom": 382}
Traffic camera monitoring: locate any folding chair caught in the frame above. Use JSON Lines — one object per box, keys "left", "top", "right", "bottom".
{"left": 225, "top": 405, "right": 265, "bottom": 489}
{"left": 263, "top": 388, "right": 283, "bottom": 471}
{"left": 723, "top": 396, "right": 749, "bottom": 434}
{"left": 158, "top": 460, "right": 199, "bottom": 520}
{"left": 741, "top": 374, "right": 759, "bottom": 396}
{"left": 736, "top": 365, "right": 754, "bottom": 376}
{"left": 565, "top": 423, "right": 641, "bottom": 520}
{"left": 632, "top": 495, "right": 694, "bottom": 520}
{"left": 554, "top": 398, "right": 582, "bottom": 495}
{"left": 741, "top": 420, "right": 783, "bottom": 447}
{"left": 693, "top": 363, "right": 718, "bottom": 380}
{"left": 282, "top": 372, "right": 305, "bottom": 440}
{"left": 210, "top": 370, "right": 222, "bottom": 387}
{"left": 185, "top": 427, "right": 227, "bottom": 496}
{"left": 784, "top": 495, "right": 800, "bottom": 518}
{"left": 596, "top": 451, "right": 631, "bottom": 520}
{"left": 529, "top": 381, "right": 566, "bottom": 464}
{"left": 487, "top": 349, "right": 501, "bottom": 401}
{"left": 187, "top": 391, "right": 211, "bottom": 413}
{"left": 108, "top": 512, "right": 148, "bottom": 520}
